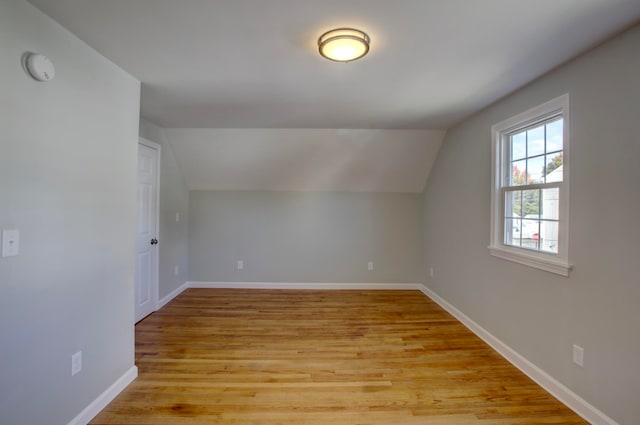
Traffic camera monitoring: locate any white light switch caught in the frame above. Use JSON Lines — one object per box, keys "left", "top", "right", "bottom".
{"left": 2, "top": 229, "right": 20, "bottom": 258}
{"left": 71, "top": 351, "right": 82, "bottom": 376}
{"left": 573, "top": 344, "right": 584, "bottom": 367}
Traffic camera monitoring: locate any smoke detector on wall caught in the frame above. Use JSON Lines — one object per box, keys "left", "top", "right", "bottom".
{"left": 24, "top": 53, "right": 55, "bottom": 82}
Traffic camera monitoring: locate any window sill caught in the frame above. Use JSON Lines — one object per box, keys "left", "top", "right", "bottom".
{"left": 488, "top": 245, "right": 572, "bottom": 277}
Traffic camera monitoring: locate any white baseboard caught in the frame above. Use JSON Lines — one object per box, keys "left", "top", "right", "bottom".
{"left": 67, "top": 366, "right": 137, "bottom": 425}
{"left": 188, "top": 281, "right": 422, "bottom": 291}
{"left": 418, "top": 284, "right": 619, "bottom": 425}
{"left": 157, "top": 281, "right": 189, "bottom": 309}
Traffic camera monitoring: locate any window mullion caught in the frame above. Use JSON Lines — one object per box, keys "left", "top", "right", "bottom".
{"left": 503, "top": 182, "right": 560, "bottom": 191}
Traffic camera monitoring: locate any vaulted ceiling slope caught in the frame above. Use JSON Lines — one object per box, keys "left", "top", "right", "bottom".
{"left": 27, "top": 0, "right": 640, "bottom": 130}
{"left": 28, "top": 1, "right": 640, "bottom": 192}
{"left": 163, "top": 129, "right": 445, "bottom": 192}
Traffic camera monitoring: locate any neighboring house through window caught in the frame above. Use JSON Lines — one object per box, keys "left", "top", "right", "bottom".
{"left": 489, "top": 94, "right": 571, "bottom": 276}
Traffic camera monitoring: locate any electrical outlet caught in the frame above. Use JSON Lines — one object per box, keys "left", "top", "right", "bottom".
{"left": 429, "top": 267, "right": 434, "bottom": 279}
{"left": 573, "top": 344, "right": 584, "bottom": 367}
{"left": 367, "top": 261, "right": 373, "bottom": 271}
{"left": 71, "top": 351, "right": 82, "bottom": 376}
{"left": 175, "top": 212, "right": 180, "bottom": 222}
{"left": 237, "top": 260, "right": 243, "bottom": 270}
{"left": 174, "top": 265, "right": 179, "bottom": 276}
{"left": 1, "top": 229, "right": 20, "bottom": 258}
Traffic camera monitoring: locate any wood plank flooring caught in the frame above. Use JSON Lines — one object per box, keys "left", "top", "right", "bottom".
{"left": 91, "top": 289, "right": 586, "bottom": 424}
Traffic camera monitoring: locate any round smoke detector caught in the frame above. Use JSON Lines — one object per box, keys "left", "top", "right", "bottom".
{"left": 25, "top": 53, "right": 55, "bottom": 82}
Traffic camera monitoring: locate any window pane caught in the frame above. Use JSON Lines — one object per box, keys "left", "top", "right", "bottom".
{"left": 527, "top": 155, "right": 545, "bottom": 184}
{"left": 540, "top": 221, "right": 559, "bottom": 254}
{"left": 527, "top": 125, "right": 545, "bottom": 157}
{"left": 521, "top": 219, "right": 540, "bottom": 239}
{"left": 511, "top": 160, "right": 527, "bottom": 186}
{"left": 505, "top": 190, "right": 522, "bottom": 218}
{"left": 521, "top": 219, "right": 540, "bottom": 250}
{"left": 544, "top": 153, "right": 563, "bottom": 183}
{"left": 511, "top": 132, "right": 526, "bottom": 161}
{"left": 546, "top": 118, "right": 563, "bottom": 152}
{"left": 541, "top": 188, "right": 559, "bottom": 220}
{"left": 522, "top": 189, "right": 540, "bottom": 218}
{"left": 505, "top": 217, "right": 522, "bottom": 247}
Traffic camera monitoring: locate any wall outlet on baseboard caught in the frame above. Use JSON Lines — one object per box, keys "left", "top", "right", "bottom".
{"left": 71, "top": 351, "right": 82, "bottom": 376}
{"left": 573, "top": 344, "right": 584, "bottom": 367}
{"left": 237, "top": 260, "right": 243, "bottom": 270}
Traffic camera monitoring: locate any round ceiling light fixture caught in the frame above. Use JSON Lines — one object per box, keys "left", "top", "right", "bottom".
{"left": 318, "top": 28, "right": 370, "bottom": 62}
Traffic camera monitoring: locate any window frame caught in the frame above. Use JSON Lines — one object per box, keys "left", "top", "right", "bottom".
{"left": 489, "top": 94, "right": 572, "bottom": 276}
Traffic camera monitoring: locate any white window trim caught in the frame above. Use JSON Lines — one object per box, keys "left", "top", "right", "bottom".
{"left": 489, "top": 94, "right": 572, "bottom": 276}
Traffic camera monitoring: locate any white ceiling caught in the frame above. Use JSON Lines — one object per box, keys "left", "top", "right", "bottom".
{"left": 27, "top": 0, "right": 640, "bottom": 129}
{"left": 27, "top": 0, "right": 640, "bottom": 192}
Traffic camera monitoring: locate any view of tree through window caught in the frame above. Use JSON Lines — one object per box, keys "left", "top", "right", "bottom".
{"left": 504, "top": 117, "right": 563, "bottom": 253}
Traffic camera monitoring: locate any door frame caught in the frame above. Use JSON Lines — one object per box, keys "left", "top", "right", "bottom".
{"left": 136, "top": 137, "right": 161, "bottom": 322}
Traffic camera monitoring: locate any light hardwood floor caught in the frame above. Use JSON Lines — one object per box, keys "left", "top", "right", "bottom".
{"left": 91, "top": 289, "right": 587, "bottom": 424}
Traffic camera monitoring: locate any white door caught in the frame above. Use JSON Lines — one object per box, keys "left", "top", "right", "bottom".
{"left": 135, "top": 140, "right": 160, "bottom": 323}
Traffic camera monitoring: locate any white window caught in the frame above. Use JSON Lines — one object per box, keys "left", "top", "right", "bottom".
{"left": 489, "top": 94, "right": 571, "bottom": 276}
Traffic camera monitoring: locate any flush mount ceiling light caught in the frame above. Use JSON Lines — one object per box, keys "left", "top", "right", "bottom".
{"left": 318, "top": 28, "right": 370, "bottom": 62}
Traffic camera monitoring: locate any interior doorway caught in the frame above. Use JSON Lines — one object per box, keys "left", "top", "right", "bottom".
{"left": 135, "top": 138, "right": 160, "bottom": 323}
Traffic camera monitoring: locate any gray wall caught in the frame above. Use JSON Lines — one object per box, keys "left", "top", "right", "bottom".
{"left": 0, "top": 1, "right": 140, "bottom": 424}
{"left": 139, "top": 119, "right": 190, "bottom": 299}
{"left": 190, "top": 191, "right": 423, "bottom": 283}
{"left": 422, "top": 24, "right": 640, "bottom": 424}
